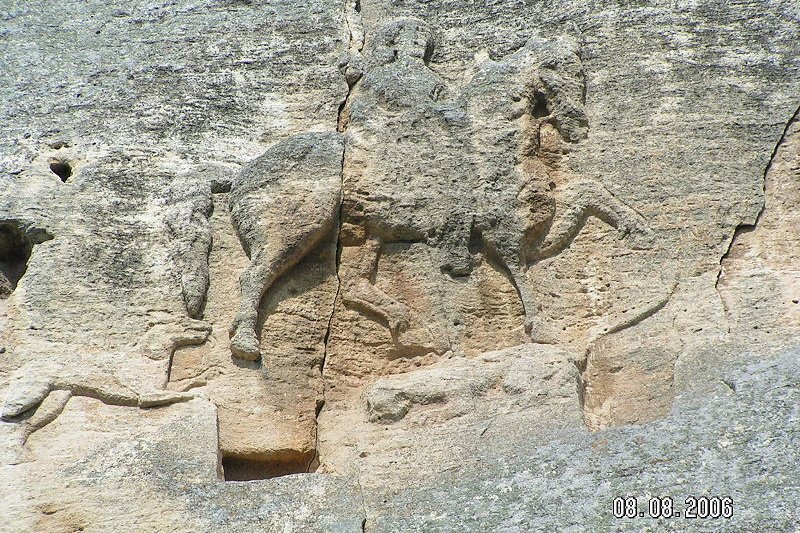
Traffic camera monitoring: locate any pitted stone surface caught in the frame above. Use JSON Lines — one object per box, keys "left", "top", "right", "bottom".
{"left": 1, "top": 0, "right": 799, "bottom": 531}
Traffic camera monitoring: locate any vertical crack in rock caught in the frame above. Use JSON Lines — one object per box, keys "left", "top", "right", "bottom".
{"left": 714, "top": 103, "right": 800, "bottom": 329}
{"left": 309, "top": 165, "right": 343, "bottom": 472}
{"left": 215, "top": 408, "right": 224, "bottom": 480}
{"left": 337, "top": 0, "right": 363, "bottom": 133}
{"left": 355, "top": 470, "right": 369, "bottom": 533}
{"left": 311, "top": 0, "right": 363, "bottom": 473}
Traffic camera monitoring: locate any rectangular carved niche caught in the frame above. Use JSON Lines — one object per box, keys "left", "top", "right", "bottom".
{"left": 221, "top": 449, "right": 315, "bottom": 481}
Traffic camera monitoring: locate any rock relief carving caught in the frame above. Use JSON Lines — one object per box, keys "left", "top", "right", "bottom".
{"left": 0, "top": 314, "right": 210, "bottom": 446}
{"left": 0, "top": 21, "right": 657, "bottom": 438}
{"left": 226, "top": 19, "right": 654, "bottom": 360}
{"left": 227, "top": 133, "right": 344, "bottom": 359}
{"left": 164, "top": 174, "right": 214, "bottom": 319}
{"left": 1, "top": 278, "right": 210, "bottom": 443}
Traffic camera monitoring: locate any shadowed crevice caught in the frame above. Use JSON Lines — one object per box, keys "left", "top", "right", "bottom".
{"left": 221, "top": 450, "right": 315, "bottom": 481}
{"left": 0, "top": 222, "right": 53, "bottom": 298}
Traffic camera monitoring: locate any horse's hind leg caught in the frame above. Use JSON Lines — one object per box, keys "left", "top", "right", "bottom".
{"left": 227, "top": 133, "right": 343, "bottom": 361}
{"left": 230, "top": 196, "right": 340, "bottom": 361}
{"left": 229, "top": 251, "right": 273, "bottom": 360}
{"left": 229, "top": 242, "right": 311, "bottom": 361}
{"left": 501, "top": 252, "right": 543, "bottom": 338}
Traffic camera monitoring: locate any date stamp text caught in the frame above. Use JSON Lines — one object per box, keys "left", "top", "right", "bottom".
{"left": 611, "top": 496, "right": 733, "bottom": 519}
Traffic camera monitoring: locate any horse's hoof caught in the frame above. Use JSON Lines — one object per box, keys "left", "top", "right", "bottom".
{"left": 525, "top": 316, "right": 559, "bottom": 345}
{"left": 387, "top": 302, "right": 411, "bottom": 334}
{"left": 230, "top": 329, "right": 261, "bottom": 361}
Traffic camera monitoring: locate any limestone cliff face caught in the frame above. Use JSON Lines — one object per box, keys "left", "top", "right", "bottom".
{"left": 1, "top": 1, "right": 799, "bottom": 531}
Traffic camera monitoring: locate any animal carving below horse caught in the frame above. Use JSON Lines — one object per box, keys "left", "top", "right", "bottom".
{"left": 227, "top": 19, "right": 654, "bottom": 360}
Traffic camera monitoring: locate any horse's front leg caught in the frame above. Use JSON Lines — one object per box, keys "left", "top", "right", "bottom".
{"left": 340, "top": 238, "right": 411, "bottom": 338}
{"left": 536, "top": 180, "right": 654, "bottom": 261}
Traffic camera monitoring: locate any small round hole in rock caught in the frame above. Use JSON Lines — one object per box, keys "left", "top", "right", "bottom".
{"left": 49, "top": 160, "right": 72, "bottom": 182}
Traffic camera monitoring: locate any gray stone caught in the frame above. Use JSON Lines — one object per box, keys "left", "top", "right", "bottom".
{"left": 1, "top": 0, "right": 799, "bottom": 531}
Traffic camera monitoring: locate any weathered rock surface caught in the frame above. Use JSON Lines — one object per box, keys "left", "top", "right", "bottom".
{"left": 358, "top": 347, "right": 800, "bottom": 532}
{"left": 1, "top": 0, "right": 799, "bottom": 531}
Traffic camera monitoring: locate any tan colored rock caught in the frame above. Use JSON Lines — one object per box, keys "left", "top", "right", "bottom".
{"left": 718, "top": 111, "right": 800, "bottom": 344}
{"left": 168, "top": 193, "right": 336, "bottom": 480}
{"left": 1, "top": 0, "right": 800, "bottom": 531}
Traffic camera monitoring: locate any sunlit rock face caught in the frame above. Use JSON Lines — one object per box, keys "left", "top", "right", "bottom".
{"left": 1, "top": 1, "right": 799, "bottom": 531}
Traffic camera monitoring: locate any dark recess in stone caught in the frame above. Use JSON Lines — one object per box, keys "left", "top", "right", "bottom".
{"left": 222, "top": 451, "right": 313, "bottom": 481}
{"left": 531, "top": 90, "right": 550, "bottom": 118}
{"left": 0, "top": 223, "right": 33, "bottom": 298}
{"left": 49, "top": 160, "right": 72, "bottom": 182}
